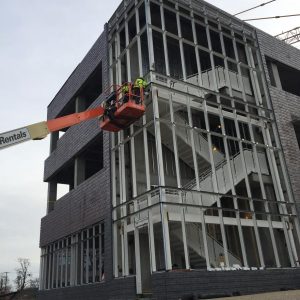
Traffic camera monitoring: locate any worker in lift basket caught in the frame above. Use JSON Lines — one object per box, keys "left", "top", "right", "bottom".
{"left": 105, "top": 90, "right": 117, "bottom": 121}
{"left": 121, "top": 81, "right": 130, "bottom": 103}
{"left": 133, "top": 77, "right": 148, "bottom": 104}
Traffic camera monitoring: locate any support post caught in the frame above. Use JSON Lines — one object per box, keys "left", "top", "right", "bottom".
{"left": 74, "top": 157, "right": 85, "bottom": 188}
{"left": 47, "top": 182, "right": 57, "bottom": 213}
{"left": 152, "top": 87, "right": 172, "bottom": 270}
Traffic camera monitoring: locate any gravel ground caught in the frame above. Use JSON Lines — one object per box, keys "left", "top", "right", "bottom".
{"left": 212, "top": 290, "right": 300, "bottom": 299}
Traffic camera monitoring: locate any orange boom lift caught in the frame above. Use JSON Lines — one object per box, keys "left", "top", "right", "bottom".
{"left": 0, "top": 83, "right": 146, "bottom": 150}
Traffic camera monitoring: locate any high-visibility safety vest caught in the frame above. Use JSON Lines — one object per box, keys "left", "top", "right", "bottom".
{"left": 134, "top": 77, "right": 147, "bottom": 89}
{"left": 122, "top": 84, "right": 129, "bottom": 93}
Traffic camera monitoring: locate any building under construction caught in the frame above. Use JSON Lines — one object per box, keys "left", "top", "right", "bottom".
{"left": 38, "top": 0, "right": 300, "bottom": 299}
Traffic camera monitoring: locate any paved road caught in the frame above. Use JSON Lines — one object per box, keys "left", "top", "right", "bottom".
{"left": 213, "top": 290, "right": 300, "bottom": 299}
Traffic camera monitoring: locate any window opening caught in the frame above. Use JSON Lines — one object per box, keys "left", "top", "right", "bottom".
{"left": 40, "top": 222, "right": 105, "bottom": 290}
{"left": 180, "top": 16, "right": 193, "bottom": 42}
{"left": 130, "top": 41, "right": 140, "bottom": 80}
{"left": 120, "top": 27, "right": 126, "bottom": 53}
{"left": 141, "top": 31, "right": 150, "bottom": 75}
{"left": 164, "top": 9, "right": 178, "bottom": 35}
{"left": 198, "top": 49, "right": 211, "bottom": 72}
{"left": 267, "top": 58, "right": 300, "bottom": 97}
{"left": 150, "top": 2, "right": 162, "bottom": 29}
{"left": 167, "top": 36, "right": 183, "bottom": 79}
{"left": 153, "top": 31, "right": 166, "bottom": 75}
{"left": 139, "top": 3, "right": 146, "bottom": 30}
{"left": 224, "top": 36, "right": 235, "bottom": 60}
{"left": 236, "top": 42, "right": 248, "bottom": 65}
{"left": 128, "top": 14, "right": 137, "bottom": 43}
{"left": 184, "top": 43, "right": 197, "bottom": 78}
{"left": 210, "top": 30, "right": 222, "bottom": 54}
{"left": 195, "top": 23, "right": 208, "bottom": 48}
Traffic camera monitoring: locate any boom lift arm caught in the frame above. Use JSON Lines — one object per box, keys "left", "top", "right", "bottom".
{"left": 0, "top": 107, "right": 105, "bottom": 150}
{"left": 0, "top": 82, "right": 146, "bottom": 150}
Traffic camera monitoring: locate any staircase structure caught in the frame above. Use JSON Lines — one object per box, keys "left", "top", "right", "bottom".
{"left": 133, "top": 100, "right": 270, "bottom": 270}
{"left": 171, "top": 223, "right": 242, "bottom": 268}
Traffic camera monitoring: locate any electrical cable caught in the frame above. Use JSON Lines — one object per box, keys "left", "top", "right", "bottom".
{"left": 234, "top": 0, "right": 277, "bottom": 16}
{"left": 244, "top": 13, "right": 300, "bottom": 21}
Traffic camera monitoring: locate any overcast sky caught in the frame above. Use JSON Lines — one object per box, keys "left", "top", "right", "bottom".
{"left": 0, "top": 0, "right": 300, "bottom": 286}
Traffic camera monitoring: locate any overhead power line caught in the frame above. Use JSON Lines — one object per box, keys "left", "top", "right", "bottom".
{"left": 244, "top": 13, "right": 300, "bottom": 21}
{"left": 234, "top": 0, "right": 277, "bottom": 17}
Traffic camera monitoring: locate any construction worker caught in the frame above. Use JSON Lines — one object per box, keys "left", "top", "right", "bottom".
{"left": 133, "top": 77, "right": 147, "bottom": 104}
{"left": 104, "top": 90, "right": 117, "bottom": 121}
{"left": 121, "top": 81, "right": 130, "bottom": 103}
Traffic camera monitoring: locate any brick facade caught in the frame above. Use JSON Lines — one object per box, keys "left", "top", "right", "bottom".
{"left": 38, "top": 277, "right": 136, "bottom": 300}
{"left": 151, "top": 269, "right": 300, "bottom": 300}
{"left": 47, "top": 29, "right": 108, "bottom": 120}
{"left": 39, "top": 23, "right": 120, "bottom": 298}
{"left": 257, "top": 30, "right": 300, "bottom": 214}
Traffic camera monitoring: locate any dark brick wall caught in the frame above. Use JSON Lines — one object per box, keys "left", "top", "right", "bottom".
{"left": 151, "top": 269, "right": 300, "bottom": 300}
{"left": 44, "top": 25, "right": 109, "bottom": 181}
{"left": 257, "top": 30, "right": 300, "bottom": 214}
{"left": 257, "top": 30, "right": 300, "bottom": 70}
{"left": 40, "top": 133, "right": 110, "bottom": 246}
{"left": 47, "top": 28, "right": 108, "bottom": 120}
{"left": 40, "top": 129, "right": 113, "bottom": 280}
{"left": 44, "top": 95, "right": 107, "bottom": 181}
{"left": 40, "top": 23, "right": 115, "bottom": 285}
{"left": 37, "top": 277, "right": 136, "bottom": 300}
